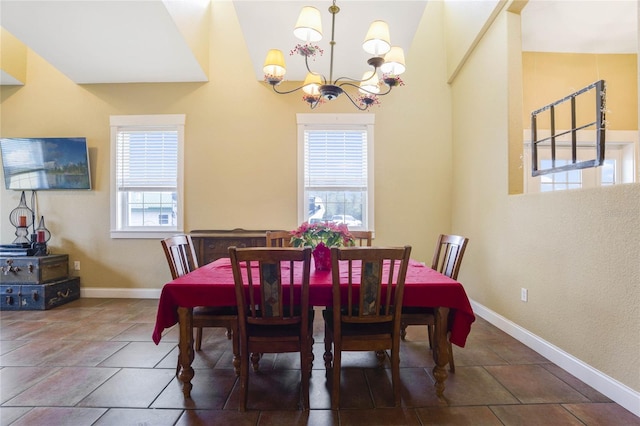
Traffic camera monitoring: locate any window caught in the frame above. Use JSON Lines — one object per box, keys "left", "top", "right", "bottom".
{"left": 297, "top": 114, "right": 374, "bottom": 232}
{"left": 523, "top": 130, "right": 637, "bottom": 193}
{"left": 110, "top": 114, "right": 185, "bottom": 238}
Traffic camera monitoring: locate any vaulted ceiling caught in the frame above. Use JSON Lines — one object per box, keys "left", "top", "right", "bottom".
{"left": 0, "top": 0, "right": 637, "bottom": 86}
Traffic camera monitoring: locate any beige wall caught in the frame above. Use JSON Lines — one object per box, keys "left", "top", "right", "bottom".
{"left": 523, "top": 52, "right": 638, "bottom": 130}
{"left": 443, "top": 0, "right": 507, "bottom": 82}
{"left": 447, "top": 2, "right": 639, "bottom": 398}
{"left": 0, "top": 28, "right": 27, "bottom": 84}
{"left": 0, "top": 2, "right": 452, "bottom": 290}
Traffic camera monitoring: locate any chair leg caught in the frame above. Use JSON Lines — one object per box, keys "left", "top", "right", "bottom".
{"left": 391, "top": 344, "right": 401, "bottom": 407}
{"left": 427, "top": 324, "right": 434, "bottom": 349}
{"left": 323, "top": 324, "right": 333, "bottom": 369}
{"left": 331, "top": 348, "right": 341, "bottom": 410}
{"left": 231, "top": 324, "right": 240, "bottom": 376}
{"left": 300, "top": 342, "right": 312, "bottom": 410}
{"left": 448, "top": 341, "right": 455, "bottom": 373}
{"left": 251, "top": 352, "right": 261, "bottom": 372}
{"left": 195, "top": 327, "right": 203, "bottom": 351}
{"left": 238, "top": 349, "right": 249, "bottom": 411}
{"left": 400, "top": 322, "right": 407, "bottom": 341}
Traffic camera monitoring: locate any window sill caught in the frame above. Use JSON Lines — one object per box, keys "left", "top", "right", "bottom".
{"left": 110, "top": 229, "right": 183, "bottom": 239}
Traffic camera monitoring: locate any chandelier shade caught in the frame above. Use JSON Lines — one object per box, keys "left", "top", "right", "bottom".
{"left": 359, "top": 71, "right": 380, "bottom": 94}
{"left": 302, "top": 72, "right": 322, "bottom": 95}
{"left": 263, "top": 49, "right": 287, "bottom": 81}
{"left": 380, "top": 46, "right": 406, "bottom": 75}
{"left": 362, "top": 20, "right": 391, "bottom": 56}
{"left": 294, "top": 6, "right": 323, "bottom": 42}
{"left": 262, "top": 0, "right": 406, "bottom": 111}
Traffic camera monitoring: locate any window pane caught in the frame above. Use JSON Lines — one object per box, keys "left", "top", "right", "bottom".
{"left": 126, "top": 191, "right": 176, "bottom": 226}
{"left": 306, "top": 191, "right": 365, "bottom": 226}
{"left": 567, "top": 169, "right": 581, "bottom": 182}
{"left": 601, "top": 159, "right": 616, "bottom": 185}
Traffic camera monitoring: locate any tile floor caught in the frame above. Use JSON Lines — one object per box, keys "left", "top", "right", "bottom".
{"left": 1, "top": 298, "right": 638, "bottom": 425}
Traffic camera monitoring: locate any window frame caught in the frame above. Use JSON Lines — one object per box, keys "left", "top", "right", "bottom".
{"left": 110, "top": 114, "right": 185, "bottom": 239}
{"left": 296, "top": 113, "right": 375, "bottom": 232}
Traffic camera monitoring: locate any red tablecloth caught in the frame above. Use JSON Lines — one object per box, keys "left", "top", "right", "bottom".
{"left": 152, "top": 258, "right": 475, "bottom": 347}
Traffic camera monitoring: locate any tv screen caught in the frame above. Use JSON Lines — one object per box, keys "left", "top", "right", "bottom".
{"left": 0, "top": 137, "right": 91, "bottom": 190}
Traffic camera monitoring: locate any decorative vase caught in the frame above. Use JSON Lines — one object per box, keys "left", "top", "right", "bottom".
{"left": 312, "top": 242, "right": 331, "bottom": 271}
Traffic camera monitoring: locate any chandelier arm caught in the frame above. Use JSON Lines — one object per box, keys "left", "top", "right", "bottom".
{"left": 338, "top": 82, "right": 393, "bottom": 96}
{"left": 334, "top": 58, "right": 383, "bottom": 85}
{"left": 340, "top": 90, "right": 370, "bottom": 111}
{"left": 270, "top": 84, "right": 306, "bottom": 95}
{"left": 334, "top": 76, "right": 363, "bottom": 84}
{"left": 304, "top": 55, "right": 327, "bottom": 84}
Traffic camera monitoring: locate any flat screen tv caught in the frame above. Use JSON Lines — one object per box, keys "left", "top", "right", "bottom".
{"left": 0, "top": 137, "right": 91, "bottom": 190}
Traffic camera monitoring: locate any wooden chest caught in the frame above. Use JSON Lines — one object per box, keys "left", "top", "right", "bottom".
{"left": 0, "top": 254, "right": 69, "bottom": 285}
{"left": 1, "top": 277, "right": 80, "bottom": 310}
{"left": 190, "top": 229, "right": 267, "bottom": 265}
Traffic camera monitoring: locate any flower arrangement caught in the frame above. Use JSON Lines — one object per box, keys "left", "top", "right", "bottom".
{"left": 382, "top": 74, "right": 405, "bottom": 88}
{"left": 302, "top": 94, "right": 324, "bottom": 106}
{"left": 290, "top": 43, "right": 324, "bottom": 59}
{"left": 264, "top": 73, "right": 284, "bottom": 85}
{"left": 290, "top": 221, "right": 354, "bottom": 249}
{"left": 357, "top": 94, "right": 380, "bottom": 108}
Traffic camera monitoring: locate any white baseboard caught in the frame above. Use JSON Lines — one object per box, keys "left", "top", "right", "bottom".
{"left": 470, "top": 300, "right": 640, "bottom": 417}
{"left": 81, "top": 287, "right": 161, "bottom": 299}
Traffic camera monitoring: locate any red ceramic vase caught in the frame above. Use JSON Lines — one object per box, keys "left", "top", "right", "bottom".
{"left": 312, "top": 242, "right": 331, "bottom": 271}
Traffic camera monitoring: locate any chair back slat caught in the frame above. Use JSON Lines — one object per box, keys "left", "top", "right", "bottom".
{"left": 161, "top": 234, "right": 199, "bottom": 279}
{"left": 331, "top": 246, "right": 411, "bottom": 326}
{"left": 266, "top": 230, "right": 293, "bottom": 247}
{"left": 431, "top": 234, "right": 469, "bottom": 280}
{"left": 230, "top": 247, "right": 312, "bottom": 326}
{"left": 349, "top": 230, "right": 373, "bottom": 246}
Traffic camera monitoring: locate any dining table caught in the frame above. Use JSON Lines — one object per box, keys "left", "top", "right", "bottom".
{"left": 152, "top": 256, "right": 476, "bottom": 399}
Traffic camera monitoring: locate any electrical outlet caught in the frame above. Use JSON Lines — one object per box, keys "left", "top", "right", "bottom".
{"left": 521, "top": 288, "right": 528, "bottom": 302}
{"left": 74, "top": 261, "right": 81, "bottom": 271}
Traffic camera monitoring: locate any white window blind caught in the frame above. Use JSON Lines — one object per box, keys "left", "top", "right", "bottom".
{"left": 305, "top": 130, "right": 367, "bottom": 189}
{"left": 116, "top": 129, "right": 178, "bottom": 191}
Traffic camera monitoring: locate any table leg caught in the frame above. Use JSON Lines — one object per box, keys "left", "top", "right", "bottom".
{"left": 431, "top": 306, "right": 450, "bottom": 398}
{"left": 177, "top": 306, "right": 195, "bottom": 398}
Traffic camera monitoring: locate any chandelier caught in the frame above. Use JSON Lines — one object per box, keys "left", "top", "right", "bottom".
{"left": 262, "top": 0, "right": 406, "bottom": 110}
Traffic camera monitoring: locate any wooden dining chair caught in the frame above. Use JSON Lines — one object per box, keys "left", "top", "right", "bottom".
{"left": 349, "top": 230, "right": 373, "bottom": 246}
{"left": 400, "top": 233, "right": 469, "bottom": 372}
{"left": 229, "top": 246, "right": 313, "bottom": 411}
{"left": 265, "top": 230, "right": 292, "bottom": 247}
{"left": 161, "top": 234, "right": 239, "bottom": 375}
{"left": 323, "top": 245, "right": 411, "bottom": 409}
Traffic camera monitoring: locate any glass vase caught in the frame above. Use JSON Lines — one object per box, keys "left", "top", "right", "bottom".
{"left": 312, "top": 242, "right": 331, "bottom": 271}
